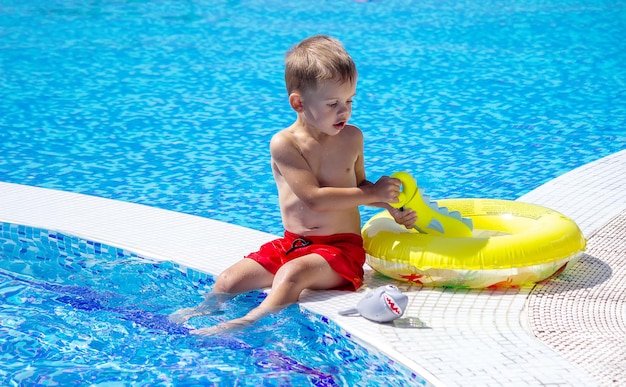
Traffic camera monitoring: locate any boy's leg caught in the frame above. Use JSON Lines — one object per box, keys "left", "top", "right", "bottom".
{"left": 169, "top": 258, "right": 274, "bottom": 323}
{"left": 191, "top": 253, "right": 345, "bottom": 335}
{"left": 212, "top": 258, "right": 276, "bottom": 293}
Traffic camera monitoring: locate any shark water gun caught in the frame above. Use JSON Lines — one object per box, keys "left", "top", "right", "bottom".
{"left": 338, "top": 285, "right": 408, "bottom": 323}
{"left": 390, "top": 171, "right": 474, "bottom": 238}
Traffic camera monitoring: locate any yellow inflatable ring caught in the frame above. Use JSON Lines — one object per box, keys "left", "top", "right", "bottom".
{"left": 362, "top": 179, "right": 587, "bottom": 288}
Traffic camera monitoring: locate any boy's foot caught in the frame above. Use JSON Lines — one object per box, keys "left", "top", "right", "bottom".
{"left": 169, "top": 292, "right": 232, "bottom": 324}
{"left": 190, "top": 317, "right": 252, "bottom": 336}
{"left": 168, "top": 307, "right": 224, "bottom": 324}
{"left": 168, "top": 307, "right": 203, "bottom": 324}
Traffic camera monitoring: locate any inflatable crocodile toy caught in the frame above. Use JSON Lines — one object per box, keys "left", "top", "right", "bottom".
{"left": 390, "top": 171, "right": 474, "bottom": 238}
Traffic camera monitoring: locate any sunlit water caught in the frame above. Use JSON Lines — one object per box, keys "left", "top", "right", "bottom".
{"left": 1, "top": 0, "right": 625, "bottom": 385}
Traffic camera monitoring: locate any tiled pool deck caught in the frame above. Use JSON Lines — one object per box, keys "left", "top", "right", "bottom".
{"left": 1, "top": 149, "right": 624, "bottom": 386}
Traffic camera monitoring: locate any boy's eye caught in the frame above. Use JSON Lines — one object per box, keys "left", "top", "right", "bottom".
{"left": 328, "top": 102, "right": 338, "bottom": 108}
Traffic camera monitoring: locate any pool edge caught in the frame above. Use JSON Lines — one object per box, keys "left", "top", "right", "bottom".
{"left": 2, "top": 149, "right": 625, "bottom": 386}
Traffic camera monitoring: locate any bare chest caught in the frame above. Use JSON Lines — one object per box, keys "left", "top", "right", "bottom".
{"left": 300, "top": 143, "right": 358, "bottom": 187}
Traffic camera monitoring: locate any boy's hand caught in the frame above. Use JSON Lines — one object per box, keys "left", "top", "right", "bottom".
{"left": 388, "top": 206, "right": 417, "bottom": 229}
{"left": 373, "top": 176, "right": 402, "bottom": 203}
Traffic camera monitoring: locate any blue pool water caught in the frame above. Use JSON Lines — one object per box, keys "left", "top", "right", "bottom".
{"left": 0, "top": 0, "right": 625, "bottom": 385}
{"left": 0, "top": 223, "right": 423, "bottom": 386}
{"left": 0, "top": 0, "right": 624, "bottom": 235}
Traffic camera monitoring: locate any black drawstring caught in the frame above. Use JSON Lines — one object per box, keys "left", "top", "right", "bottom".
{"left": 285, "top": 237, "right": 312, "bottom": 255}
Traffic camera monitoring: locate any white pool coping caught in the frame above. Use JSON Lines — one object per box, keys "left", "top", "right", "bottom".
{"left": 1, "top": 149, "right": 625, "bottom": 386}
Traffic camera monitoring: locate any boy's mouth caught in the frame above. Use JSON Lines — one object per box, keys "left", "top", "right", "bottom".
{"left": 333, "top": 121, "right": 346, "bottom": 130}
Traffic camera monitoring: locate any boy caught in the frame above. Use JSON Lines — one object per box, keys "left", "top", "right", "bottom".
{"left": 170, "top": 35, "right": 416, "bottom": 335}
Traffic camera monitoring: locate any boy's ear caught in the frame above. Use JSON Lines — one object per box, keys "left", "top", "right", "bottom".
{"left": 289, "top": 93, "right": 304, "bottom": 112}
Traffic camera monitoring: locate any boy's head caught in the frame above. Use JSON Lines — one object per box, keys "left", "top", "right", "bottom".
{"left": 284, "top": 35, "right": 357, "bottom": 96}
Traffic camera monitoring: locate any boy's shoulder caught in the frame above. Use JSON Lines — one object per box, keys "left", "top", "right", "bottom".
{"left": 270, "top": 124, "right": 363, "bottom": 151}
{"left": 337, "top": 124, "right": 364, "bottom": 144}
{"left": 269, "top": 128, "right": 297, "bottom": 158}
{"left": 342, "top": 123, "right": 363, "bottom": 135}
{"left": 270, "top": 127, "right": 293, "bottom": 147}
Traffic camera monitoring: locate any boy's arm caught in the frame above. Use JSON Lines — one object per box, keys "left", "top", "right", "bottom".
{"left": 357, "top": 180, "right": 392, "bottom": 209}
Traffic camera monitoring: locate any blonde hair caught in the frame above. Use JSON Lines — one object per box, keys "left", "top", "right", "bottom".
{"left": 284, "top": 35, "right": 357, "bottom": 95}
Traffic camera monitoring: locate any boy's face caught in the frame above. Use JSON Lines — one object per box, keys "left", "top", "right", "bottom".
{"left": 300, "top": 79, "right": 357, "bottom": 136}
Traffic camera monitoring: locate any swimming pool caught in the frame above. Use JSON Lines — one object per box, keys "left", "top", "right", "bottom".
{"left": 0, "top": 222, "right": 424, "bottom": 385}
{"left": 1, "top": 0, "right": 625, "bottom": 385}
{"left": 1, "top": 0, "right": 624, "bottom": 236}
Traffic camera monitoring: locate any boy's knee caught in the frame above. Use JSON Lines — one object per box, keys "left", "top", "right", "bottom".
{"left": 214, "top": 270, "right": 238, "bottom": 293}
{"left": 274, "top": 261, "right": 309, "bottom": 286}
{"left": 275, "top": 256, "right": 344, "bottom": 291}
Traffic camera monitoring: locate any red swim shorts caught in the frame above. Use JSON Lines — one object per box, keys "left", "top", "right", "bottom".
{"left": 245, "top": 230, "right": 366, "bottom": 291}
